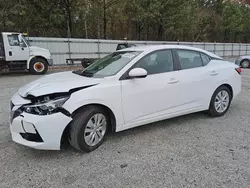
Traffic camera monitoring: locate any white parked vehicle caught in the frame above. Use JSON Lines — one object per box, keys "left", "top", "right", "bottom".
{"left": 235, "top": 55, "right": 250, "bottom": 68}
{"left": 0, "top": 32, "right": 52, "bottom": 74}
{"left": 10, "top": 45, "right": 241, "bottom": 152}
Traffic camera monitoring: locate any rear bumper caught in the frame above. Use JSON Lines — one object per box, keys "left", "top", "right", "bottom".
{"left": 10, "top": 112, "right": 72, "bottom": 150}
{"left": 231, "top": 72, "right": 242, "bottom": 100}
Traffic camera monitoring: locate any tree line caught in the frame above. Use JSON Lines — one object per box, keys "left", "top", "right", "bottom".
{"left": 1, "top": 0, "right": 250, "bottom": 43}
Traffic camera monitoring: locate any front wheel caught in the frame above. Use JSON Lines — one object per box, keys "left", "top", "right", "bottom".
{"left": 29, "top": 58, "right": 48, "bottom": 75}
{"left": 208, "top": 86, "right": 232, "bottom": 117}
{"left": 69, "top": 106, "right": 108, "bottom": 152}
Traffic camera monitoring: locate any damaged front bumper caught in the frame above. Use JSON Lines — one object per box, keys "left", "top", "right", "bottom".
{"left": 10, "top": 93, "right": 72, "bottom": 150}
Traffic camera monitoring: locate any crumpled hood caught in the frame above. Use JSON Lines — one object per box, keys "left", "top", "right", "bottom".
{"left": 18, "top": 71, "right": 101, "bottom": 97}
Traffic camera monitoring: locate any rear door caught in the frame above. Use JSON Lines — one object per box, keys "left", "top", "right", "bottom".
{"left": 173, "top": 49, "right": 215, "bottom": 110}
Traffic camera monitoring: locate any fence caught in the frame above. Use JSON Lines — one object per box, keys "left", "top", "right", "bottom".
{"left": 29, "top": 37, "right": 250, "bottom": 65}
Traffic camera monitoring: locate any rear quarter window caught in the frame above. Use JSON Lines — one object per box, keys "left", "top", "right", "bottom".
{"left": 201, "top": 53, "right": 211, "bottom": 66}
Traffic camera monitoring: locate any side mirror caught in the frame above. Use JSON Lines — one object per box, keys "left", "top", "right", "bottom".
{"left": 128, "top": 68, "right": 147, "bottom": 79}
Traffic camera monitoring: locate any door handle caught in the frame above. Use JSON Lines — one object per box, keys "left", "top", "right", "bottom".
{"left": 210, "top": 71, "right": 219, "bottom": 76}
{"left": 168, "top": 78, "right": 179, "bottom": 84}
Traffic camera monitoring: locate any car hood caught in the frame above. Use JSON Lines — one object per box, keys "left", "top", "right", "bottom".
{"left": 29, "top": 46, "right": 50, "bottom": 54}
{"left": 18, "top": 71, "right": 102, "bottom": 97}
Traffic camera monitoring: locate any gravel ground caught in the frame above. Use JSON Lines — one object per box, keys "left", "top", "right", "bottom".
{"left": 0, "top": 69, "right": 250, "bottom": 188}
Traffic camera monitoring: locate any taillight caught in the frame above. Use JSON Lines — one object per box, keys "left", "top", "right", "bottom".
{"left": 235, "top": 67, "right": 242, "bottom": 75}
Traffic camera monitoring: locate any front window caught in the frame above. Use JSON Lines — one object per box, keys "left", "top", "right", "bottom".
{"left": 133, "top": 50, "right": 174, "bottom": 75}
{"left": 7, "top": 35, "right": 19, "bottom": 46}
{"left": 74, "top": 51, "right": 142, "bottom": 78}
{"left": 7, "top": 34, "right": 30, "bottom": 47}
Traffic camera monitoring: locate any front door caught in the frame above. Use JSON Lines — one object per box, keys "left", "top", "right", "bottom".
{"left": 121, "top": 49, "right": 183, "bottom": 124}
{"left": 5, "top": 34, "right": 29, "bottom": 61}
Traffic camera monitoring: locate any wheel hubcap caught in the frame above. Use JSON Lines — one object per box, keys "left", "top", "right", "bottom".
{"left": 34, "top": 62, "right": 45, "bottom": 72}
{"left": 84, "top": 113, "right": 107, "bottom": 146}
{"left": 242, "top": 61, "right": 249, "bottom": 68}
{"left": 214, "top": 90, "right": 230, "bottom": 113}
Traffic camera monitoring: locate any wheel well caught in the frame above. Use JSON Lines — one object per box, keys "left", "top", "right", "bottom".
{"left": 240, "top": 59, "right": 250, "bottom": 64}
{"left": 60, "top": 104, "right": 117, "bottom": 147}
{"left": 219, "top": 84, "right": 233, "bottom": 98}
{"left": 29, "top": 56, "right": 48, "bottom": 69}
{"left": 32, "top": 56, "right": 48, "bottom": 64}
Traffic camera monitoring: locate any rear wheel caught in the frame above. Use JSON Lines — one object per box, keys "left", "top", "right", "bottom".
{"left": 69, "top": 106, "right": 108, "bottom": 152}
{"left": 240, "top": 59, "right": 250, "bottom": 68}
{"left": 208, "top": 86, "right": 232, "bottom": 117}
{"left": 29, "top": 58, "right": 48, "bottom": 74}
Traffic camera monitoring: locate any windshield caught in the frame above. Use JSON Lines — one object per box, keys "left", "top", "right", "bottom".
{"left": 74, "top": 51, "right": 142, "bottom": 78}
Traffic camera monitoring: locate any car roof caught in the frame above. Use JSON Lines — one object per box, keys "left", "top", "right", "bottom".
{"left": 119, "top": 45, "right": 222, "bottom": 59}
{"left": 2, "top": 32, "right": 20, "bottom": 34}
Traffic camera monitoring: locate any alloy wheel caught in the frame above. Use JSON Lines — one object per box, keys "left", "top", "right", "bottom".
{"left": 214, "top": 90, "right": 230, "bottom": 113}
{"left": 84, "top": 113, "right": 107, "bottom": 146}
{"left": 241, "top": 60, "right": 249, "bottom": 68}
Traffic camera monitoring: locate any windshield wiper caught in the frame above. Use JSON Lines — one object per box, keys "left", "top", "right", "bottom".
{"left": 81, "top": 72, "right": 93, "bottom": 77}
{"left": 72, "top": 70, "right": 94, "bottom": 77}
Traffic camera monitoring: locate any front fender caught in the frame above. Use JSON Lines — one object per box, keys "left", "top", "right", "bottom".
{"left": 63, "top": 98, "right": 110, "bottom": 114}
{"left": 63, "top": 98, "right": 124, "bottom": 131}
{"left": 26, "top": 56, "right": 36, "bottom": 69}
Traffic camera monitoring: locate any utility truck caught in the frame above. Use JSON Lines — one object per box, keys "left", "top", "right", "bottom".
{"left": 0, "top": 32, "right": 53, "bottom": 74}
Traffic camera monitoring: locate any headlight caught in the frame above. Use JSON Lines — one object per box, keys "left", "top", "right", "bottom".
{"left": 23, "top": 96, "right": 69, "bottom": 115}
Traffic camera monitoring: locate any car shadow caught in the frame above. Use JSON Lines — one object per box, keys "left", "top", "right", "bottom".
{"left": 19, "top": 111, "right": 209, "bottom": 157}
{"left": 18, "top": 105, "right": 239, "bottom": 157}
{"left": 107, "top": 111, "right": 209, "bottom": 139}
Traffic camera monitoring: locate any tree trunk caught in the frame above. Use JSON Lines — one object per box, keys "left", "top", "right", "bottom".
{"left": 224, "top": 29, "right": 227, "bottom": 42}
{"left": 62, "top": 0, "right": 73, "bottom": 37}
{"left": 84, "top": 19, "right": 88, "bottom": 39}
{"left": 138, "top": 23, "right": 141, "bottom": 40}
{"left": 103, "top": 0, "right": 107, "bottom": 39}
{"left": 126, "top": 21, "right": 129, "bottom": 40}
{"left": 157, "top": 24, "right": 163, "bottom": 40}
{"left": 146, "top": 23, "right": 149, "bottom": 40}
{"left": 110, "top": 20, "right": 115, "bottom": 39}
{"left": 67, "top": 8, "right": 73, "bottom": 37}
{"left": 234, "top": 32, "right": 237, "bottom": 43}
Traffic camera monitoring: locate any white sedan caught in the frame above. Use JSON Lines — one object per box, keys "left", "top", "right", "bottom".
{"left": 10, "top": 45, "right": 242, "bottom": 152}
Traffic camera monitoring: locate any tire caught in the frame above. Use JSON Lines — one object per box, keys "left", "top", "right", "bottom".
{"left": 29, "top": 58, "right": 48, "bottom": 75}
{"left": 68, "top": 106, "right": 108, "bottom": 152}
{"left": 208, "top": 86, "right": 232, "bottom": 117}
{"left": 240, "top": 59, "right": 250, "bottom": 68}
